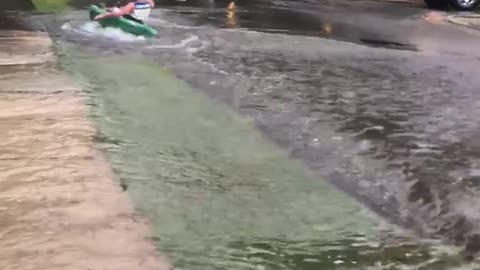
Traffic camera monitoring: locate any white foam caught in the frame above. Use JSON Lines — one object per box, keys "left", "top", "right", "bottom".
{"left": 61, "top": 21, "right": 146, "bottom": 42}
{"left": 61, "top": 22, "right": 71, "bottom": 30}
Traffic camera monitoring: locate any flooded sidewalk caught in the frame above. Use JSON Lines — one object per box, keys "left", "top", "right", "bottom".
{"left": 0, "top": 30, "right": 170, "bottom": 270}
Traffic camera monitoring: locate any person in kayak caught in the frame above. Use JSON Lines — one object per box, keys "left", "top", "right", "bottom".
{"left": 94, "top": 0, "right": 155, "bottom": 24}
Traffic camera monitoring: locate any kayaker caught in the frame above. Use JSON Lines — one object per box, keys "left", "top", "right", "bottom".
{"left": 94, "top": 0, "right": 155, "bottom": 23}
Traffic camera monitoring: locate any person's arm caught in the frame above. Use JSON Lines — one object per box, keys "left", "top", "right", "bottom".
{"left": 95, "top": 3, "right": 134, "bottom": 20}
{"left": 146, "top": 0, "right": 155, "bottom": 8}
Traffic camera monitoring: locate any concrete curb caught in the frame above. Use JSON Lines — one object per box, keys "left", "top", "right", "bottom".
{"left": 447, "top": 13, "right": 480, "bottom": 30}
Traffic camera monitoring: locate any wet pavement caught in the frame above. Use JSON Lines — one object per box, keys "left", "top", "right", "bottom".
{"left": 4, "top": 0, "right": 480, "bottom": 269}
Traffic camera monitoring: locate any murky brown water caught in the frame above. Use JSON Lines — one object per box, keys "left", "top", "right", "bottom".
{"left": 0, "top": 31, "right": 170, "bottom": 270}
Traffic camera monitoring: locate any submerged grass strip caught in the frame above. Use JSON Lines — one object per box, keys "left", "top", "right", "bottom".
{"left": 32, "top": 0, "right": 71, "bottom": 12}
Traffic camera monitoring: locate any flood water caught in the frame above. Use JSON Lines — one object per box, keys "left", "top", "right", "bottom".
{"left": 4, "top": 0, "right": 480, "bottom": 269}
{"left": 57, "top": 45, "right": 465, "bottom": 269}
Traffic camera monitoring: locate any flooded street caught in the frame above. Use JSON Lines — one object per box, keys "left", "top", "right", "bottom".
{"left": 58, "top": 46, "right": 463, "bottom": 269}
{"left": 4, "top": 0, "right": 480, "bottom": 269}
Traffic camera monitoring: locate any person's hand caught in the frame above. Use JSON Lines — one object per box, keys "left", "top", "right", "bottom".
{"left": 94, "top": 14, "right": 103, "bottom": 21}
